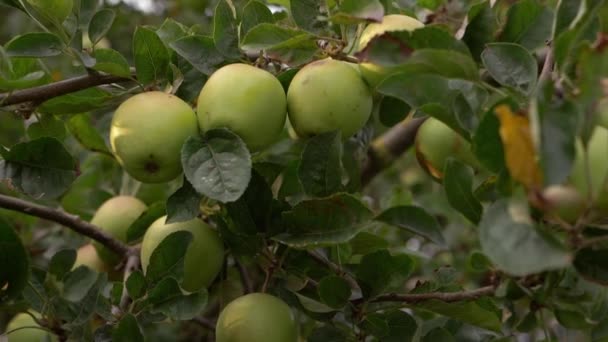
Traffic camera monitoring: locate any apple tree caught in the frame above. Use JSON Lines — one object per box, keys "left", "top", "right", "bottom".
{"left": 1, "top": 0, "right": 608, "bottom": 341}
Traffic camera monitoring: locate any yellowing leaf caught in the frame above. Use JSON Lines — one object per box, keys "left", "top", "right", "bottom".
{"left": 495, "top": 104, "right": 542, "bottom": 189}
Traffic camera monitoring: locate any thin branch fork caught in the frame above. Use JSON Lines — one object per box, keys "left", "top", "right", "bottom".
{"left": 0, "top": 71, "right": 134, "bottom": 107}
{"left": 0, "top": 193, "right": 132, "bottom": 257}
{"left": 365, "top": 285, "right": 495, "bottom": 304}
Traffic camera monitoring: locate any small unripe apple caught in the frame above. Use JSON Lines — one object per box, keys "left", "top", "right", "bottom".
{"left": 287, "top": 58, "right": 373, "bottom": 138}
{"left": 415, "top": 118, "right": 479, "bottom": 179}
{"left": 197, "top": 63, "right": 287, "bottom": 151}
{"left": 541, "top": 185, "right": 586, "bottom": 223}
{"left": 357, "top": 15, "right": 425, "bottom": 88}
{"left": 6, "top": 313, "right": 57, "bottom": 342}
{"left": 570, "top": 126, "right": 608, "bottom": 213}
{"left": 26, "top": 0, "right": 73, "bottom": 23}
{"left": 91, "top": 196, "right": 147, "bottom": 265}
{"left": 140, "top": 216, "right": 224, "bottom": 292}
{"left": 216, "top": 293, "right": 298, "bottom": 342}
{"left": 110, "top": 92, "right": 198, "bottom": 183}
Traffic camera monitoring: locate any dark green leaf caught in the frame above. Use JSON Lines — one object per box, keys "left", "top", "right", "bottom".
{"left": 213, "top": 0, "right": 240, "bottom": 58}
{"left": 379, "top": 96, "right": 410, "bottom": 127}
{"left": 126, "top": 271, "right": 147, "bottom": 300}
{"left": 148, "top": 277, "right": 208, "bottom": 320}
{"left": 376, "top": 310, "right": 417, "bottom": 342}
{"left": 145, "top": 231, "right": 193, "bottom": 285}
{"left": 38, "top": 88, "right": 114, "bottom": 115}
{"left": 63, "top": 266, "right": 99, "bottom": 302}
{"left": 422, "top": 327, "right": 455, "bottom": 342}
{"left": 88, "top": 9, "right": 115, "bottom": 45}
{"left": 554, "top": 0, "right": 583, "bottom": 37}
{"left": 170, "top": 35, "right": 224, "bottom": 76}
{"left": 181, "top": 129, "right": 252, "bottom": 203}
{"left": 0, "top": 137, "right": 77, "bottom": 199}
{"left": 499, "top": 0, "right": 554, "bottom": 50}
{"left": 241, "top": 23, "right": 311, "bottom": 51}
{"left": 274, "top": 193, "right": 374, "bottom": 248}
{"left": 241, "top": 1, "right": 274, "bottom": 35}
{"left": 481, "top": 43, "right": 538, "bottom": 94}
{"left": 410, "top": 298, "right": 501, "bottom": 332}
{"left": 479, "top": 199, "right": 570, "bottom": 276}
{"left": 225, "top": 170, "right": 274, "bottom": 235}
{"left": 318, "top": 276, "right": 351, "bottom": 308}
{"left": 298, "top": 131, "right": 343, "bottom": 197}
{"left": 375, "top": 206, "right": 445, "bottom": 245}
{"left": 49, "top": 249, "right": 77, "bottom": 279}
{"left": 291, "top": 0, "right": 323, "bottom": 33}
{"left": 308, "top": 326, "right": 351, "bottom": 342}
{"left": 27, "top": 115, "right": 67, "bottom": 141}
{"left": 0, "top": 217, "right": 29, "bottom": 300}
{"left": 462, "top": 2, "right": 497, "bottom": 61}
{"left": 472, "top": 105, "right": 506, "bottom": 173}
{"left": 443, "top": 159, "right": 483, "bottom": 224}
{"left": 331, "top": 0, "right": 384, "bottom": 24}
{"left": 126, "top": 201, "right": 166, "bottom": 243}
{"left": 156, "top": 18, "right": 189, "bottom": 46}
{"left": 5, "top": 33, "right": 63, "bottom": 57}
{"left": 574, "top": 248, "right": 608, "bottom": 285}
{"left": 356, "top": 250, "right": 414, "bottom": 298}
{"left": 133, "top": 27, "right": 169, "bottom": 86}
{"left": 66, "top": 113, "right": 112, "bottom": 157}
{"left": 112, "top": 314, "right": 144, "bottom": 342}
{"left": 166, "top": 178, "right": 201, "bottom": 224}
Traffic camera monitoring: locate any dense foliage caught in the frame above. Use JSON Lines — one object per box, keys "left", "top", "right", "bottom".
{"left": 1, "top": 0, "right": 608, "bottom": 341}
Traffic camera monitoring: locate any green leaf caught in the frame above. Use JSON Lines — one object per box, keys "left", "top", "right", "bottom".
{"left": 472, "top": 105, "right": 506, "bottom": 173}
{"left": 374, "top": 206, "right": 445, "bottom": 245}
{"left": 92, "top": 48, "right": 131, "bottom": 78}
{"left": 64, "top": 272, "right": 107, "bottom": 325}
{"left": 213, "top": 0, "right": 240, "bottom": 58}
{"left": 356, "top": 250, "right": 414, "bottom": 298}
{"left": 360, "top": 313, "right": 389, "bottom": 338}
{"left": 145, "top": 231, "right": 193, "bottom": 285}
{"left": 27, "top": 115, "right": 67, "bottom": 141}
{"left": 38, "top": 88, "right": 114, "bottom": 115}
{"left": 422, "top": 327, "right": 455, "bottom": 342}
{"left": 126, "top": 201, "right": 166, "bottom": 243}
{"left": 308, "top": 326, "right": 352, "bottom": 341}
{"left": 553, "top": 0, "right": 582, "bottom": 37}
{"left": 126, "top": 270, "right": 147, "bottom": 300}
{"left": 362, "top": 310, "right": 417, "bottom": 342}
{"left": 298, "top": 131, "right": 343, "bottom": 197}
{"left": 481, "top": 43, "right": 538, "bottom": 95}
{"left": 535, "top": 93, "right": 578, "bottom": 186}
{"left": 0, "top": 137, "right": 77, "bottom": 199}
{"left": 498, "top": 0, "right": 554, "bottom": 50}
{"left": 181, "top": 129, "right": 252, "bottom": 203}
{"left": 170, "top": 35, "right": 224, "bottom": 76}
{"left": 331, "top": 0, "right": 384, "bottom": 24}
{"left": 5, "top": 32, "right": 63, "bottom": 57}
{"left": 318, "top": 276, "right": 351, "bottom": 308}
{"left": 349, "top": 232, "right": 388, "bottom": 256}
{"left": 156, "top": 18, "right": 189, "bottom": 46}
{"left": 88, "top": 9, "right": 115, "bottom": 45}
{"left": 410, "top": 298, "right": 501, "bottom": 332}
{"left": 166, "top": 178, "right": 201, "bottom": 224}
{"left": 49, "top": 249, "right": 77, "bottom": 279}
{"left": 241, "top": 0, "right": 274, "bottom": 35}
{"left": 66, "top": 113, "right": 112, "bottom": 157}
{"left": 241, "top": 23, "right": 311, "bottom": 51}
{"left": 0, "top": 217, "right": 29, "bottom": 300}
{"left": 291, "top": 0, "right": 323, "bottom": 32}
{"left": 274, "top": 193, "right": 374, "bottom": 248}
{"left": 462, "top": 2, "right": 497, "bottom": 61}
{"left": 63, "top": 266, "right": 100, "bottom": 302}
{"left": 148, "top": 277, "right": 208, "bottom": 320}
{"left": 378, "top": 96, "right": 410, "bottom": 127}
{"left": 132, "top": 27, "right": 169, "bottom": 86}
{"left": 479, "top": 199, "right": 571, "bottom": 276}
{"left": 0, "top": 71, "right": 46, "bottom": 91}
{"left": 225, "top": 170, "right": 274, "bottom": 235}
{"left": 574, "top": 248, "right": 608, "bottom": 285}
{"left": 443, "top": 159, "right": 483, "bottom": 224}
{"left": 112, "top": 314, "right": 144, "bottom": 342}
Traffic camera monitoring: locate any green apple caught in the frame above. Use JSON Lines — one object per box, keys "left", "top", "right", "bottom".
{"left": 73, "top": 244, "right": 108, "bottom": 273}
{"left": 415, "top": 118, "right": 479, "bottom": 179}
{"left": 287, "top": 58, "right": 373, "bottom": 138}
{"left": 570, "top": 126, "right": 608, "bottom": 213}
{"left": 6, "top": 313, "right": 56, "bottom": 342}
{"left": 541, "top": 185, "right": 586, "bottom": 223}
{"left": 197, "top": 63, "right": 287, "bottom": 151}
{"left": 140, "top": 216, "right": 224, "bottom": 292}
{"left": 357, "top": 14, "right": 425, "bottom": 88}
{"left": 91, "top": 196, "right": 147, "bottom": 265}
{"left": 216, "top": 293, "right": 298, "bottom": 342}
{"left": 110, "top": 91, "right": 198, "bottom": 183}
{"left": 26, "top": 0, "right": 73, "bottom": 23}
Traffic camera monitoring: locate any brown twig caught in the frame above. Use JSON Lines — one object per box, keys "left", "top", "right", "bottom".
{"left": 0, "top": 194, "right": 132, "bottom": 257}
{"left": 537, "top": 41, "right": 554, "bottom": 88}
{"left": 307, "top": 250, "right": 360, "bottom": 291}
{"left": 119, "top": 253, "right": 141, "bottom": 310}
{"left": 361, "top": 117, "right": 426, "bottom": 186}
{"left": 362, "top": 285, "right": 495, "bottom": 304}
{"left": 192, "top": 316, "right": 216, "bottom": 331}
{"left": 0, "top": 71, "right": 134, "bottom": 107}
{"left": 234, "top": 258, "right": 254, "bottom": 294}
